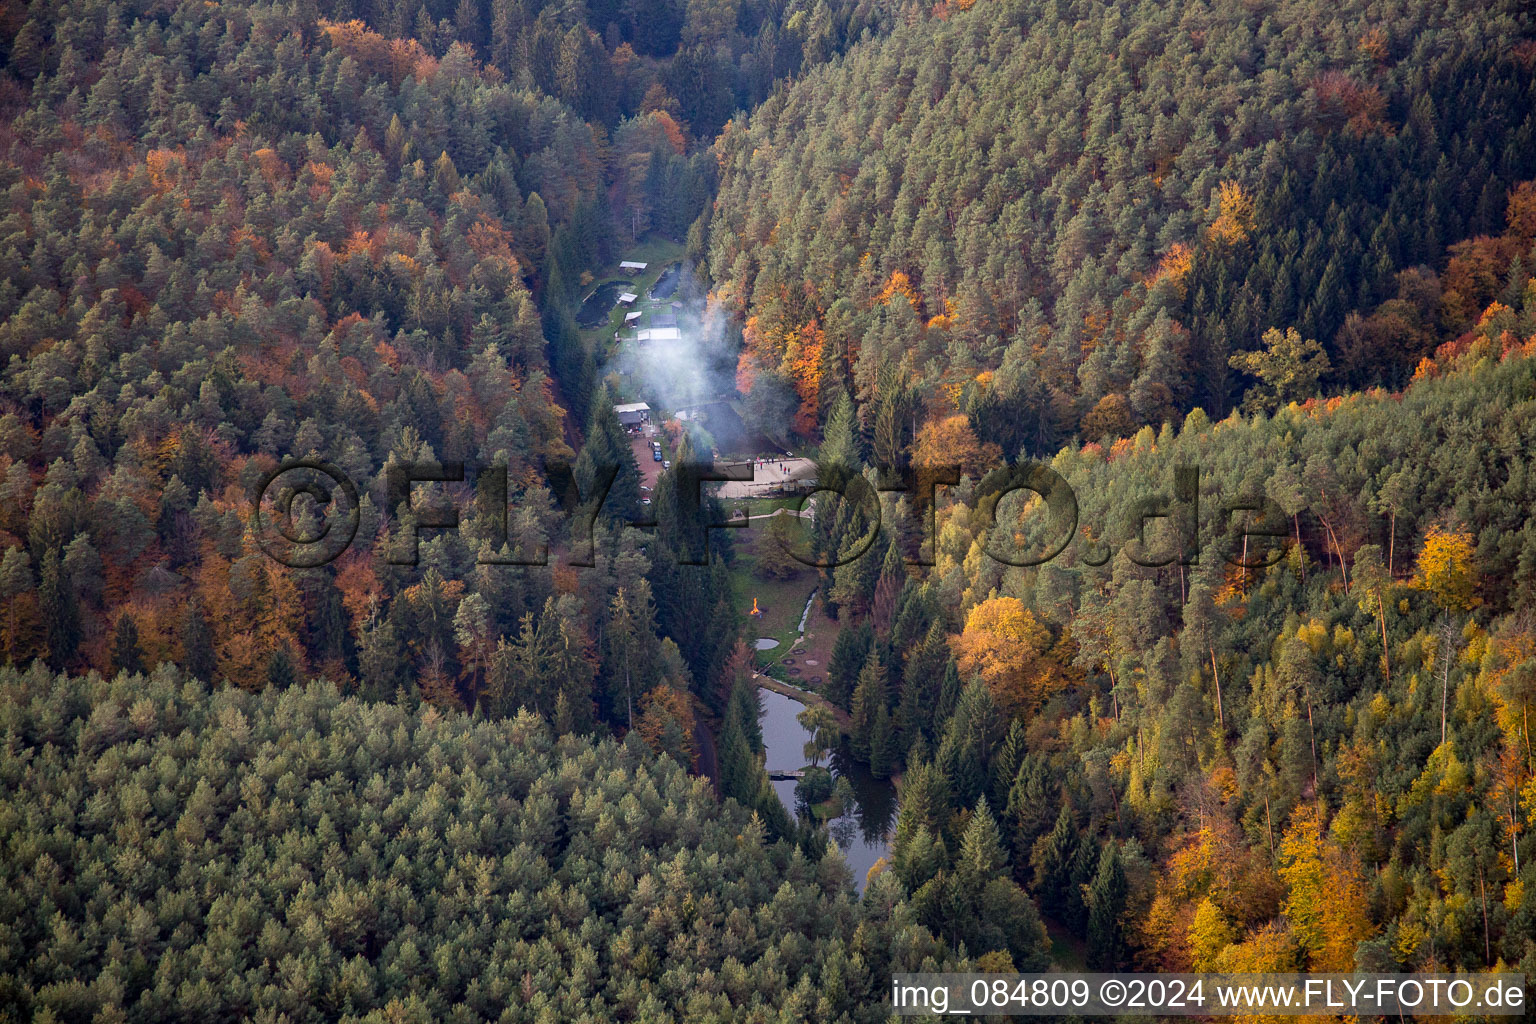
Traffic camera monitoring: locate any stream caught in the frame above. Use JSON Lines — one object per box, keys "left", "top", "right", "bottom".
{"left": 758, "top": 687, "right": 898, "bottom": 892}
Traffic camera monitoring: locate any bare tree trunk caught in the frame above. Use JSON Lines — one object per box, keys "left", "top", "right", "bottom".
{"left": 1305, "top": 683, "right": 1319, "bottom": 793}
{"left": 1388, "top": 510, "right": 1396, "bottom": 578}
{"left": 1107, "top": 659, "right": 1120, "bottom": 721}
{"left": 1308, "top": 696, "right": 1320, "bottom": 792}
{"left": 1321, "top": 514, "right": 1348, "bottom": 592}
{"left": 1293, "top": 513, "right": 1304, "bottom": 583}
{"left": 1478, "top": 862, "right": 1491, "bottom": 965}
{"left": 1441, "top": 617, "right": 1455, "bottom": 746}
{"left": 1378, "top": 592, "right": 1391, "bottom": 686}
{"left": 1210, "top": 645, "right": 1224, "bottom": 731}
{"left": 1525, "top": 704, "right": 1532, "bottom": 772}
{"left": 1512, "top": 787, "right": 1522, "bottom": 876}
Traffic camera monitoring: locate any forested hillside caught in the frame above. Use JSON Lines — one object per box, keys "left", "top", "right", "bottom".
{"left": 0, "top": 0, "right": 753, "bottom": 733}
{"left": 297, "top": 0, "right": 894, "bottom": 137}
{"left": 789, "top": 182, "right": 1536, "bottom": 974}
{"left": 0, "top": 665, "right": 958, "bottom": 1021}
{"left": 708, "top": 6, "right": 1536, "bottom": 971}
{"left": 5, "top": 0, "right": 1536, "bottom": 1009}
{"left": 0, "top": 0, "right": 1044, "bottom": 1013}
{"left": 711, "top": 0, "right": 1536, "bottom": 454}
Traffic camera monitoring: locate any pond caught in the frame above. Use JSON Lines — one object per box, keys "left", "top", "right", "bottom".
{"left": 754, "top": 637, "right": 780, "bottom": 650}
{"left": 758, "top": 687, "right": 898, "bottom": 892}
{"left": 649, "top": 262, "right": 683, "bottom": 300}
{"left": 576, "top": 280, "right": 629, "bottom": 328}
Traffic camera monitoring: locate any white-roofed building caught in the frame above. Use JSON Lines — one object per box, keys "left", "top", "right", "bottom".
{"left": 623, "top": 310, "right": 642, "bottom": 324}
{"left": 616, "top": 292, "right": 638, "bottom": 305}
{"left": 635, "top": 326, "right": 682, "bottom": 343}
{"left": 619, "top": 261, "right": 648, "bottom": 273}
{"left": 612, "top": 402, "right": 651, "bottom": 426}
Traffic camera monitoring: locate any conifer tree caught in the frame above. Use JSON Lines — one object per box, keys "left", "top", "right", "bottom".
{"left": 111, "top": 613, "right": 144, "bottom": 678}
{"left": 38, "top": 550, "right": 79, "bottom": 670}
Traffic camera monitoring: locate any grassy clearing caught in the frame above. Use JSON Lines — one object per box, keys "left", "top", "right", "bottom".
{"left": 580, "top": 236, "right": 686, "bottom": 348}
{"left": 725, "top": 524, "right": 817, "bottom": 666}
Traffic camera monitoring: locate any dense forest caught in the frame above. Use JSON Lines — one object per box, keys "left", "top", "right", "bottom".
{"left": 711, "top": 0, "right": 1536, "bottom": 454}
{"left": 808, "top": 306, "right": 1536, "bottom": 977}
{"left": 292, "top": 0, "right": 895, "bottom": 136}
{"left": 0, "top": 0, "right": 753, "bottom": 729}
{"left": 4, "top": 0, "right": 1536, "bottom": 1014}
{"left": 721, "top": 0, "right": 1536, "bottom": 988}
{"left": 0, "top": 665, "right": 965, "bottom": 1021}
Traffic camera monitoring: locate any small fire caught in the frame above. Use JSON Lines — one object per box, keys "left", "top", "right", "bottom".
{"left": 750, "top": 597, "right": 761, "bottom": 615}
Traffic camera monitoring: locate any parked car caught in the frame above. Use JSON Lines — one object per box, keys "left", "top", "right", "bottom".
{"left": 663, "top": 460, "right": 670, "bottom": 470}
{"left": 652, "top": 450, "right": 662, "bottom": 462}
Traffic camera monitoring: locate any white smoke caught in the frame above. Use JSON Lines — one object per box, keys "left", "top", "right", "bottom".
{"left": 606, "top": 262, "right": 740, "bottom": 436}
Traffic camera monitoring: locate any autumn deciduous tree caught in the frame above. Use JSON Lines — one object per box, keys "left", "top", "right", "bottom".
{"left": 1081, "top": 393, "right": 1135, "bottom": 441}
{"left": 636, "top": 684, "right": 698, "bottom": 769}
{"left": 1213, "top": 923, "right": 1299, "bottom": 1023}
{"left": 1278, "top": 805, "right": 1374, "bottom": 970}
{"left": 1207, "top": 181, "right": 1256, "bottom": 245}
{"left": 1416, "top": 525, "right": 1478, "bottom": 612}
{"left": 785, "top": 320, "right": 826, "bottom": 436}
{"left": 1229, "top": 327, "right": 1332, "bottom": 411}
{"left": 953, "top": 597, "right": 1060, "bottom": 717}
{"left": 1188, "top": 897, "right": 1235, "bottom": 971}
{"left": 912, "top": 414, "right": 1002, "bottom": 476}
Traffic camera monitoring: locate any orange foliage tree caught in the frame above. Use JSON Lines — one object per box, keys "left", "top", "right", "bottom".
{"left": 734, "top": 314, "right": 779, "bottom": 395}
{"left": 952, "top": 596, "right": 1061, "bottom": 717}
{"left": 1151, "top": 243, "right": 1193, "bottom": 291}
{"left": 912, "top": 414, "right": 1002, "bottom": 475}
{"left": 636, "top": 684, "right": 698, "bottom": 769}
{"left": 784, "top": 319, "right": 825, "bottom": 435}
{"left": 1278, "top": 805, "right": 1375, "bottom": 970}
{"left": 1508, "top": 180, "right": 1536, "bottom": 244}
{"left": 874, "top": 269, "right": 920, "bottom": 311}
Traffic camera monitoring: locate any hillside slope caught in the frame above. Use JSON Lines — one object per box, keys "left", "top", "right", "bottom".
{"left": 709, "top": 0, "right": 1536, "bottom": 452}
{"left": 0, "top": 666, "right": 952, "bottom": 1022}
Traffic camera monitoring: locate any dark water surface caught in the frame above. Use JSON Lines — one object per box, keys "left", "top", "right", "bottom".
{"left": 649, "top": 262, "right": 682, "bottom": 299}
{"left": 758, "top": 687, "right": 897, "bottom": 892}
{"left": 576, "top": 280, "right": 629, "bottom": 328}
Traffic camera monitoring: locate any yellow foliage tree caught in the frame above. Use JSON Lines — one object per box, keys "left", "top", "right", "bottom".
{"left": 952, "top": 597, "right": 1059, "bottom": 716}
{"left": 1208, "top": 181, "right": 1256, "bottom": 245}
{"left": 1278, "top": 805, "right": 1374, "bottom": 970}
{"left": 1416, "top": 525, "right": 1478, "bottom": 611}
{"left": 1188, "top": 897, "right": 1235, "bottom": 970}
{"left": 1214, "top": 922, "right": 1300, "bottom": 1024}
